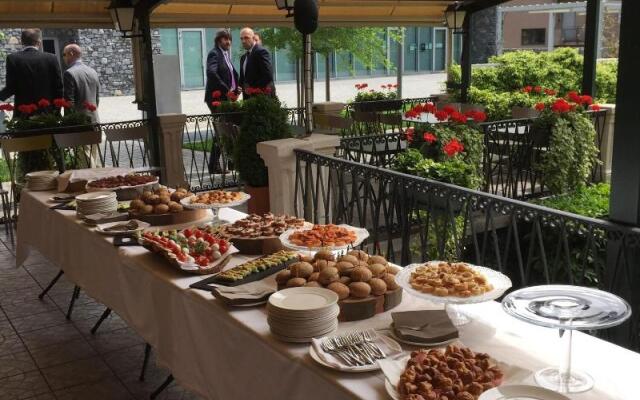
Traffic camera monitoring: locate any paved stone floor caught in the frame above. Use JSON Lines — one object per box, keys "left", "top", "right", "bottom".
{"left": 0, "top": 226, "right": 203, "bottom": 400}
{"left": 99, "top": 73, "right": 446, "bottom": 123}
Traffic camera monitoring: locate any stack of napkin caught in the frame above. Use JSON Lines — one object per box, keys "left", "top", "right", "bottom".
{"left": 211, "top": 280, "right": 275, "bottom": 306}
{"left": 391, "top": 310, "right": 458, "bottom": 344}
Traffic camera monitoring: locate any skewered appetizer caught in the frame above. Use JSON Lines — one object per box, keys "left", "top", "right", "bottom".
{"left": 397, "top": 345, "right": 503, "bottom": 400}
{"left": 213, "top": 250, "right": 299, "bottom": 284}
{"left": 139, "top": 227, "right": 230, "bottom": 267}
{"left": 409, "top": 261, "right": 493, "bottom": 298}
{"left": 188, "top": 190, "right": 246, "bottom": 205}
{"left": 287, "top": 224, "right": 357, "bottom": 248}
{"left": 220, "top": 213, "right": 306, "bottom": 239}
{"left": 129, "top": 187, "right": 192, "bottom": 215}
{"left": 87, "top": 174, "right": 157, "bottom": 188}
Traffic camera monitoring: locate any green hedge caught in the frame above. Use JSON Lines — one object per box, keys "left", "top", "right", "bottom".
{"left": 533, "top": 183, "right": 610, "bottom": 218}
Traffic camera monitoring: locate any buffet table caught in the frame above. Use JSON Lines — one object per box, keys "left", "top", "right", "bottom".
{"left": 16, "top": 189, "right": 640, "bottom": 400}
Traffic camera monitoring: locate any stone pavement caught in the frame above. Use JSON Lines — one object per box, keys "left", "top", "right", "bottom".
{"left": 99, "top": 73, "right": 446, "bottom": 123}
{"left": 0, "top": 226, "right": 204, "bottom": 400}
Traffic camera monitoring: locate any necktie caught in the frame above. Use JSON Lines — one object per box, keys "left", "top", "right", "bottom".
{"left": 223, "top": 51, "right": 236, "bottom": 91}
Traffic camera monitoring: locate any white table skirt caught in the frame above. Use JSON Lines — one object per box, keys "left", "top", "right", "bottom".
{"left": 16, "top": 189, "right": 640, "bottom": 400}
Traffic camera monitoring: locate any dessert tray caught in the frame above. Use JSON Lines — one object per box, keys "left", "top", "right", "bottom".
{"left": 395, "top": 261, "right": 512, "bottom": 305}
{"left": 180, "top": 190, "right": 251, "bottom": 209}
{"left": 279, "top": 224, "right": 369, "bottom": 252}
{"left": 129, "top": 187, "right": 208, "bottom": 226}
{"left": 86, "top": 174, "right": 159, "bottom": 200}
{"left": 138, "top": 227, "right": 238, "bottom": 275}
{"left": 206, "top": 250, "right": 299, "bottom": 286}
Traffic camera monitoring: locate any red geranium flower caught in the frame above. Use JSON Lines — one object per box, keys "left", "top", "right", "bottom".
{"left": 443, "top": 138, "right": 464, "bottom": 157}
{"left": 449, "top": 111, "right": 468, "bottom": 124}
{"left": 212, "top": 90, "right": 222, "bottom": 99}
{"left": 83, "top": 101, "right": 97, "bottom": 112}
{"left": 227, "top": 91, "right": 238, "bottom": 102}
{"left": 567, "top": 91, "right": 581, "bottom": 103}
{"left": 211, "top": 101, "right": 222, "bottom": 107}
{"left": 405, "top": 127, "right": 415, "bottom": 143}
{"left": 424, "top": 102, "right": 437, "bottom": 114}
{"left": 589, "top": 104, "right": 601, "bottom": 111}
{"left": 264, "top": 86, "right": 273, "bottom": 95}
{"left": 0, "top": 103, "right": 13, "bottom": 111}
{"left": 533, "top": 86, "right": 542, "bottom": 93}
{"left": 434, "top": 110, "right": 449, "bottom": 122}
{"left": 535, "top": 102, "right": 546, "bottom": 111}
{"left": 464, "top": 110, "right": 487, "bottom": 123}
{"left": 544, "top": 88, "right": 557, "bottom": 96}
{"left": 18, "top": 104, "right": 38, "bottom": 115}
{"left": 522, "top": 86, "right": 533, "bottom": 93}
{"left": 580, "top": 95, "right": 593, "bottom": 105}
{"left": 442, "top": 105, "right": 456, "bottom": 115}
{"left": 53, "top": 98, "right": 66, "bottom": 108}
{"left": 381, "top": 84, "right": 387, "bottom": 89}
{"left": 423, "top": 132, "right": 437, "bottom": 144}
{"left": 37, "top": 98, "right": 50, "bottom": 108}
{"left": 551, "top": 98, "right": 572, "bottom": 113}
{"left": 404, "top": 110, "right": 418, "bottom": 119}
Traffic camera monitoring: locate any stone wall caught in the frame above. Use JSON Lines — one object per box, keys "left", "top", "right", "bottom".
{"left": 0, "top": 28, "right": 161, "bottom": 98}
{"left": 470, "top": 7, "right": 498, "bottom": 64}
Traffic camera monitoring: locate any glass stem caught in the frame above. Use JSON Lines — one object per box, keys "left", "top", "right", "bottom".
{"left": 559, "top": 328, "right": 573, "bottom": 386}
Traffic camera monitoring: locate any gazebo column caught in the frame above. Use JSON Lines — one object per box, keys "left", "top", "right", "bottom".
{"left": 581, "top": 0, "right": 601, "bottom": 96}
{"left": 460, "top": 13, "right": 472, "bottom": 103}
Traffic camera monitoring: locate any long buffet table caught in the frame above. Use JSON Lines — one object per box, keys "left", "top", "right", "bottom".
{"left": 16, "top": 189, "right": 640, "bottom": 400}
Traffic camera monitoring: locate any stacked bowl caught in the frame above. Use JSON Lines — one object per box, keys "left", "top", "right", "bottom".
{"left": 75, "top": 191, "right": 118, "bottom": 217}
{"left": 25, "top": 171, "right": 59, "bottom": 191}
{"left": 267, "top": 287, "right": 339, "bottom": 343}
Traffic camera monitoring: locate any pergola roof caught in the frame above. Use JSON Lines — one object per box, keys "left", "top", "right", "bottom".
{"left": 0, "top": 0, "right": 498, "bottom": 28}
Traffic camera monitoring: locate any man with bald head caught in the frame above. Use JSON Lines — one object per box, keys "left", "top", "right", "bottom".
{"left": 239, "top": 27, "right": 275, "bottom": 99}
{"left": 63, "top": 43, "right": 100, "bottom": 123}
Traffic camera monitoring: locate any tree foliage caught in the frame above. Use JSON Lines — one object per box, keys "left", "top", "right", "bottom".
{"left": 260, "top": 27, "right": 401, "bottom": 72}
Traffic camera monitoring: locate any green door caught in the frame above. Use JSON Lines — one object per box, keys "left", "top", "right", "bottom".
{"left": 434, "top": 28, "right": 447, "bottom": 71}
{"left": 418, "top": 27, "right": 433, "bottom": 72}
{"left": 180, "top": 30, "right": 205, "bottom": 89}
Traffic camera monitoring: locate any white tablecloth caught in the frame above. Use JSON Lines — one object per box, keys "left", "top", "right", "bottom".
{"left": 16, "top": 189, "right": 640, "bottom": 400}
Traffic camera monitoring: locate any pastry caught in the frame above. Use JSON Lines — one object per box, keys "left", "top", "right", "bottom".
{"left": 409, "top": 261, "right": 493, "bottom": 298}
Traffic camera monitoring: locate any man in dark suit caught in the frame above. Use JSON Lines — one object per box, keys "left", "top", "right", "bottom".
{"left": 204, "top": 29, "right": 239, "bottom": 112}
{"left": 0, "top": 28, "right": 63, "bottom": 118}
{"left": 239, "top": 27, "right": 275, "bottom": 100}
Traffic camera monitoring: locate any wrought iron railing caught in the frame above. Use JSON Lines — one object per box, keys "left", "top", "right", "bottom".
{"left": 294, "top": 148, "right": 639, "bottom": 351}
{"left": 337, "top": 110, "right": 610, "bottom": 200}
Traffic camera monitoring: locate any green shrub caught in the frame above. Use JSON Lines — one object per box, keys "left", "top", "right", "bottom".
{"left": 234, "top": 95, "right": 291, "bottom": 187}
{"left": 533, "top": 183, "right": 610, "bottom": 218}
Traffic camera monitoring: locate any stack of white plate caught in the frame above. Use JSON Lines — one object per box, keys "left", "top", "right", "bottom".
{"left": 267, "top": 287, "right": 340, "bottom": 343}
{"left": 25, "top": 170, "right": 59, "bottom": 191}
{"left": 75, "top": 191, "right": 118, "bottom": 217}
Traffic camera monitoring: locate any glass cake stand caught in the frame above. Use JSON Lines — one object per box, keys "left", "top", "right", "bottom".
{"left": 180, "top": 192, "right": 250, "bottom": 224}
{"left": 502, "top": 285, "right": 631, "bottom": 394}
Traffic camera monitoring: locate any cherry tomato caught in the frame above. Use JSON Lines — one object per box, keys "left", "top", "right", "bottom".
{"left": 194, "top": 230, "right": 203, "bottom": 239}
{"left": 196, "top": 256, "right": 209, "bottom": 266}
{"left": 183, "top": 229, "right": 192, "bottom": 238}
{"left": 219, "top": 243, "right": 228, "bottom": 254}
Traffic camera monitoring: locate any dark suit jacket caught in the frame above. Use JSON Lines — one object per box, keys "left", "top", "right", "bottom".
{"left": 0, "top": 48, "right": 63, "bottom": 117}
{"left": 239, "top": 44, "right": 275, "bottom": 99}
{"left": 205, "top": 47, "right": 239, "bottom": 103}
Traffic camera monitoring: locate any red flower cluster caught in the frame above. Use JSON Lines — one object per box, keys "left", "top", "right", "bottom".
{"left": 211, "top": 90, "right": 222, "bottom": 100}
{"left": 449, "top": 111, "right": 467, "bottom": 124}
{"left": 246, "top": 86, "right": 272, "bottom": 96}
{"left": 544, "top": 88, "right": 557, "bottom": 96}
{"left": 522, "top": 86, "right": 533, "bottom": 93}
{"left": 53, "top": 98, "right": 72, "bottom": 108}
{"left": 523, "top": 86, "right": 557, "bottom": 97}
{"left": 380, "top": 84, "right": 398, "bottom": 89}
{"left": 464, "top": 110, "right": 487, "bottom": 123}
{"left": 405, "top": 127, "right": 415, "bottom": 143}
{"left": 423, "top": 132, "right": 437, "bottom": 144}
{"left": 434, "top": 110, "right": 449, "bottom": 122}
{"left": 83, "top": 101, "right": 97, "bottom": 112}
{"left": 443, "top": 138, "right": 464, "bottom": 157}
{"left": 227, "top": 91, "right": 238, "bottom": 102}
{"left": 535, "top": 102, "right": 546, "bottom": 111}
{"left": 551, "top": 98, "right": 572, "bottom": 113}
{"left": 441, "top": 105, "right": 456, "bottom": 115}
{"left": 589, "top": 104, "right": 601, "bottom": 111}
{"left": 37, "top": 98, "right": 51, "bottom": 108}
{"left": 355, "top": 83, "right": 369, "bottom": 90}
{"left": 17, "top": 104, "right": 38, "bottom": 115}
{"left": 0, "top": 103, "right": 14, "bottom": 112}
{"left": 211, "top": 101, "right": 222, "bottom": 107}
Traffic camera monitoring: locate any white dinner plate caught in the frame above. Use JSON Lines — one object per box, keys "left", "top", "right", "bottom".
{"left": 309, "top": 334, "right": 402, "bottom": 373}
{"left": 278, "top": 225, "right": 369, "bottom": 252}
{"left": 479, "top": 385, "right": 570, "bottom": 400}
{"left": 76, "top": 191, "right": 117, "bottom": 202}
{"left": 95, "top": 220, "right": 150, "bottom": 235}
{"left": 26, "top": 170, "right": 58, "bottom": 178}
{"left": 270, "top": 322, "right": 338, "bottom": 343}
{"left": 268, "top": 287, "right": 339, "bottom": 312}
{"left": 385, "top": 378, "right": 400, "bottom": 400}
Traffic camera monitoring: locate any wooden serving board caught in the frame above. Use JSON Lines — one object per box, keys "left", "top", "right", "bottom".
{"left": 130, "top": 208, "right": 208, "bottom": 226}
{"left": 204, "top": 256, "right": 299, "bottom": 287}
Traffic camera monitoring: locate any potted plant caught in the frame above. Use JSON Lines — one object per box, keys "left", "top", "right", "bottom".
{"left": 531, "top": 92, "right": 601, "bottom": 195}
{"left": 209, "top": 90, "right": 243, "bottom": 125}
{"left": 233, "top": 88, "right": 291, "bottom": 214}
{"left": 351, "top": 83, "right": 402, "bottom": 112}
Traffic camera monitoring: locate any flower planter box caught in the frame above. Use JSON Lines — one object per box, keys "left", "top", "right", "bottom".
{"left": 352, "top": 99, "right": 403, "bottom": 113}
{"left": 511, "top": 106, "right": 540, "bottom": 120}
